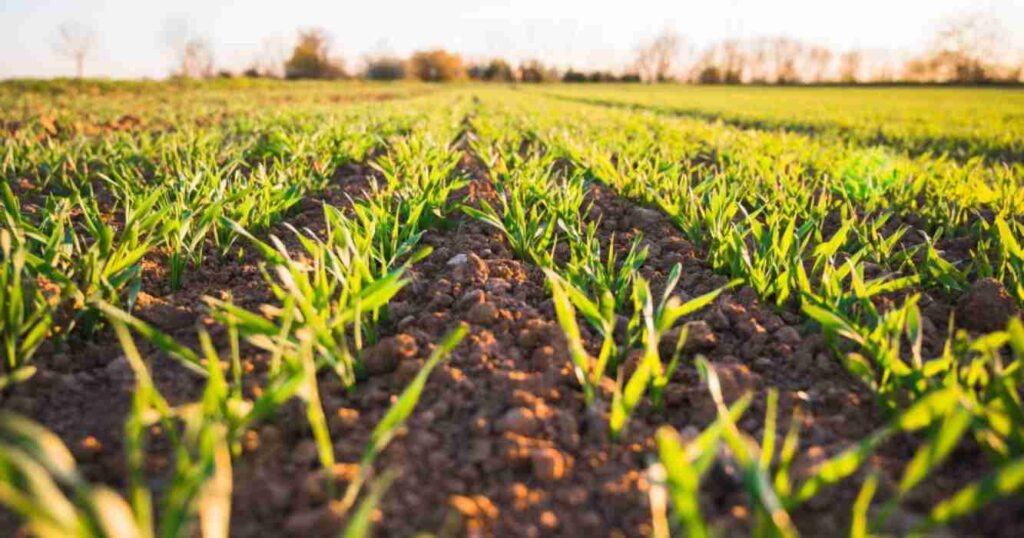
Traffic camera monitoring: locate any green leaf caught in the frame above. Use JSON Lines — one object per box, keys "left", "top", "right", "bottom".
{"left": 655, "top": 427, "right": 710, "bottom": 538}
{"left": 899, "top": 408, "right": 972, "bottom": 494}
{"left": 850, "top": 473, "right": 879, "bottom": 538}
{"left": 341, "top": 470, "right": 397, "bottom": 538}
{"left": 794, "top": 428, "right": 889, "bottom": 505}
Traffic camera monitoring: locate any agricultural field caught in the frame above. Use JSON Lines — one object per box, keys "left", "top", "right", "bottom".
{"left": 1, "top": 79, "right": 1023, "bottom": 537}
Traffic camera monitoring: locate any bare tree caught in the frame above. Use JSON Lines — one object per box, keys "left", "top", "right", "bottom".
{"left": 930, "top": 13, "right": 1005, "bottom": 82}
{"left": 634, "top": 49, "right": 655, "bottom": 83}
{"left": 691, "top": 39, "right": 745, "bottom": 83}
{"left": 719, "top": 39, "right": 745, "bottom": 83}
{"left": 807, "top": 46, "right": 833, "bottom": 82}
{"left": 162, "top": 18, "right": 215, "bottom": 79}
{"left": 838, "top": 50, "right": 862, "bottom": 83}
{"left": 862, "top": 50, "right": 899, "bottom": 82}
{"left": 769, "top": 37, "right": 803, "bottom": 84}
{"left": 634, "top": 29, "right": 682, "bottom": 82}
{"left": 53, "top": 22, "right": 96, "bottom": 78}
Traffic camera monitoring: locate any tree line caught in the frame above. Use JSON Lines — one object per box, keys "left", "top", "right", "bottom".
{"left": 52, "top": 13, "right": 1021, "bottom": 84}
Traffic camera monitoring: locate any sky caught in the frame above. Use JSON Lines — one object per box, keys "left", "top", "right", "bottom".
{"left": 0, "top": 0, "right": 1021, "bottom": 79}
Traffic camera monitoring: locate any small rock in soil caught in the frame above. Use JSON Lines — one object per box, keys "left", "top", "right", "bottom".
{"left": 705, "top": 306, "right": 731, "bottom": 330}
{"left": 531, "top": 447, "right": 569, "bottom": 481}
{"left": 734, "top": 317, "right": 766, "bottom": 340}
{"left": 633, "top": 207, "right": 661, "bottom": 226}
{"left": 517, "top": 319, "right": 550, "bottom": 349}
{"left": 446, "top": 253, "right": 468, "bottom": 266}
{"left": 774, "top": 326, "right": 801, "bottom": 346}
{"left": 660, "top": 321, "right": 716, "bottom": 354}
{"left": 361, "top": 334, "right": 418, "bottom": 375}
{"left": 485, "top": 278, "right": 511, "bottom": 294}
{"left": 762, "top": 314, "right": 785, "bottom": 332}
{"left": 539, "top": 510, "right": 560, "bottom": 530}
{"left": 104, "top": 355, "right": 133, "bottom": 383}
{"left": 497, "top": 407, "right": 540, "bottom": 436}
{"left": 457, "top": 288, "right": 486, "bottom": 309}
{"left": 292, "top": 440, "right": 319, "bottom": 466}
{"left": 393, "top": 358, "right": 424, "bottom": 385}
{"left": 467, "top": 302, "right": 499, "bottom": 325}
{"left": 531, "top": 345, "right": 555, "bottom": 371}
{"left": 453, "top": 253, "right": 489, "bottom": 283}
{"left": 957, "top": 277, "right": 1018, "bottom": 332}
{"left": 712, "top": 361, "right": 760, "bottom": 402}
{"left": 328, "top": 408, "right": 360, "bottom": 431}
{"left": 684, "top": 320, "right": 716, "bottom": 351}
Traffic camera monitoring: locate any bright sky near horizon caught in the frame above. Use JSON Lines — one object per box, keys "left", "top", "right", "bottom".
{"left": 1, "top": 0, "right": 1021, "bottom": 79}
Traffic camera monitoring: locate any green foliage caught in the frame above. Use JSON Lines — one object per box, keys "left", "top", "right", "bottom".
{"left": 0, "top": 230, "right": 52, "bottom": 387}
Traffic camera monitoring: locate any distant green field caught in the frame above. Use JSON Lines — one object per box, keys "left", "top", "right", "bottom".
{"left": 540, "top": 84, "right": 1024, "bottom": 161}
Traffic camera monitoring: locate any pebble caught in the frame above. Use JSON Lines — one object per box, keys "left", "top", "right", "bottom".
{"left": 774, "top": 326, "right": 801, "bottom": 346}
{"left": 706, "top": 306, "right": 731, "bottom": 330}
{"left": 633, "top": 207, "right": 662, "bottom": 226}
{"left": 75, "top": 435, "right": 103, "bottom": 460}
{"left": 260, "top": 424, "right": 282, "bottom": 445}
{"left": 713, "top": 361, "right": 760, "bottom": 402}
{"left": 679, "top": 425, "right": 701, "bottom": 441}
{"left": 284, "top": 505, "right": 342, "bottom": 536}
{"left": 579, "top": 511, "right": 603, "bottom": 530}
{"left": 557, "top": 485, "right": 590, "bottom": 506}
{"left": 468, "top": 439, "right": 493, "bottom": 463}
{"left": 292, "top": 439, "right": 320, "bottom": 466}
{"left": 753, "top": 357, "right": 774, "bottom": 371}
{"left": 467, "top": 302, "right": 499, "bottom": 325}
{"left": 517, "top": 319, "right": 549, "bottom": 348}
{"left": 457, "top": 289, "right": 486, "bottom": 309}
{"left": 485, "top": 278, "right": 511, "bottom": 294}
{"left": 683, "top": 320, "right": 716, "bottom": 351}
{"left": 957, "top": 277, "right": 1018, "bottom": 332}
{"left": 762, "top": 315, "right": 785, "bottom": 332}
{"left": 539, "top": 510, "right": 560, "bottom": 529}
{"left": 497, "top": 407, "right": 540, "bottom": 436}
{"left": 362, "top": 334, "right": 419, "bottom": 375}
{"left": 815, "top": 353, "right": 832, "bottom": 371}
{"left": 531, "top": 345, "right": 555, "bottom": 371}
{"left": 453, "top": 253, "right": 489, "bottom": 283}
{"left": 450, "top": 494, "right": 479, "bottom": 517}
{"left": 531, "top": 447, "right": 569, "bottom": 481}
{"left": 104, "top": 355, "right": 134, "bottom": 383}
{"left": 329, "top": 408, "right": 360, "bottom": 431}
{"left": 393, "top": 358, "right": 424, "bottom": 385}
{"left": 734, "top": 317, "right": 766, "bottom": 340}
